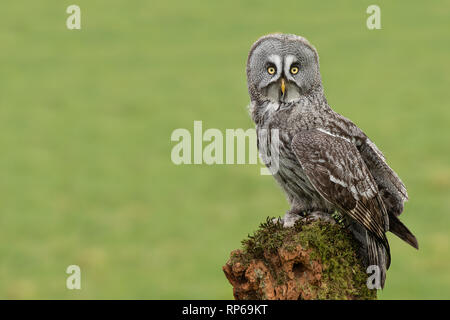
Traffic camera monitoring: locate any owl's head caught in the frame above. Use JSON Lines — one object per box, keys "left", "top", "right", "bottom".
{"left": 246, "top": 34, "right": 322, "bottom": 103}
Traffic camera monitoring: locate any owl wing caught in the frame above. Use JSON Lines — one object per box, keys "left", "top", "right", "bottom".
{"left": 291, "top": 129, "right": 391, "bottom": 271}
{"left": 324, "top": 110, "right": 408, "bottom": 217}
{"left": 359, "top": 138, "right": 408, "bottom": 215}
{"left": 358, "top": 138, "right": 418, "bottom": 249}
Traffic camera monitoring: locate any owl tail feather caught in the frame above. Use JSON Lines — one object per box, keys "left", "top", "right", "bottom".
{"left": 389, "top": 214, "right": 419, "bottom": 249}
{"left": 346, "top": 218, "right": 389, "bottom": 289}
{"left": 366, "top": 232, "right": 389, "bottom": 289}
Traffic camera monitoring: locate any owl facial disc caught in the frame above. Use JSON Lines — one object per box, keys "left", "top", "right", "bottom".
{"left": 246, "top": 33, "right": 322, "bottom": 104}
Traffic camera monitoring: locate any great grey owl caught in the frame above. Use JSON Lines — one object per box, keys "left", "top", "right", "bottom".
{"left": 246, "top": 33, "right": 418, "bottom": 288}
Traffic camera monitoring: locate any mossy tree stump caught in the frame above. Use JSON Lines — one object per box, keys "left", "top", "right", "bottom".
{"left": 223, "top": 218, "right": 377, "bottom": 300}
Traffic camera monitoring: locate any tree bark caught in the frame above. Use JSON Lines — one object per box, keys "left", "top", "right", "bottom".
{"left": 223, "top": 218, "right": 377, "bottom": 300}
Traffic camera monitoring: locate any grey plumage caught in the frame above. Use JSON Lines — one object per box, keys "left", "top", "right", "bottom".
{"left": 246, "top": 33, "right": 418, "bottom": 288}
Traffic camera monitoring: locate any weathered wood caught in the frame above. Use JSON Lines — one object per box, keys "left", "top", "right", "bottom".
{"left": 223, "top": 218, "right": 377, "bottom": 300}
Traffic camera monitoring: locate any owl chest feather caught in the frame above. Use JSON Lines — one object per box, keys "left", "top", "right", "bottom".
{"left": 256, "top": 104, "right": 325, "bottom": 205}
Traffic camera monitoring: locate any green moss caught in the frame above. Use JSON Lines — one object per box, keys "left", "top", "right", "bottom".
{"left": 241, "top": 217, "right": 289, "bottom": 258}
{"left": 239, "top": 217, "right": 377, "bottom": 300}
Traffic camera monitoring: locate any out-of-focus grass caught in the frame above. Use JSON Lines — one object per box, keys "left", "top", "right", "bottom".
{"left": 0, "top": 0, "right": 448, "bottom": 299}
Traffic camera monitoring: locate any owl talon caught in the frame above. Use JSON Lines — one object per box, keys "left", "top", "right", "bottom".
{"left": 303, "top": 211, "right": 335, "bottom": 225}
{"left": 273, "top": 212, "right": 302, "bottom": 228}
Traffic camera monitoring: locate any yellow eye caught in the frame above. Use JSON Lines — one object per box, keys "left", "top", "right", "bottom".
{"left": 267, "top": 66, "right": 276, "bottom": 75}
{"left": 290, "top": 66, "right": 299, "bottom": 74}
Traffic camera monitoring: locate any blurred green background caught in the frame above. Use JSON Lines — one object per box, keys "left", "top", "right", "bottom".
{"left": 0, "top": 0, "right": 448, "bottom": 299}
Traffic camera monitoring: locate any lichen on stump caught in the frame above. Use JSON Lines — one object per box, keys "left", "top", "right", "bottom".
{"left": 223, "top": 217, "right": 377, "bottom": 300}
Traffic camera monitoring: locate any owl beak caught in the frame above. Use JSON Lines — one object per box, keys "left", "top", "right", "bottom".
{"left": 280, "top": 78, "right": 286, "bottom": 97}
